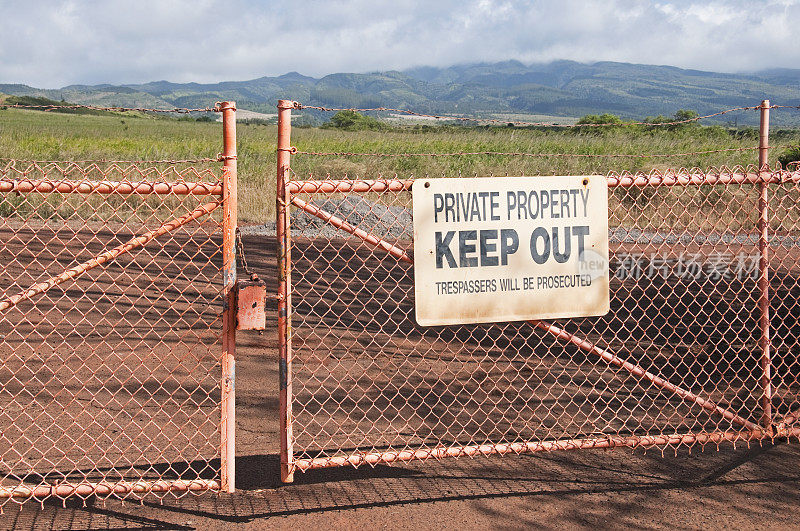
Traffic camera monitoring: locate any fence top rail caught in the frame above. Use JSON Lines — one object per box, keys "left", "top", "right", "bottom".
{"left": 1, "top": 156, "right": 234, "bottom": 167}
{"left": 286, "top": 166, "right": 800, "bottom": 193}
{"left": 0, "top": 177, "right": 223, "bottom": 196}
{"left": 290, "top": 102, "right": 797, "bottom": 128}
{"left": 1, "top": 160, "right": 225, "bottom": 195}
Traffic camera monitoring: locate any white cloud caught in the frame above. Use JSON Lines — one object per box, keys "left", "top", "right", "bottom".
{"left": 0, "top": 0, "right": 797, "bottom": 87}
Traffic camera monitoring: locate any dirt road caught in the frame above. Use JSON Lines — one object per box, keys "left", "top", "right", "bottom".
{"left": 5, "top": 326, "right": 800, "bottom": 529}
{"left": 3, "top": 231, "right": 800, "bottom": 530}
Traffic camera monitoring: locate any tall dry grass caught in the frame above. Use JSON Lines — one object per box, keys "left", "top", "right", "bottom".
{"left": 2, "top": 108, "right": 798, "bottom": 223}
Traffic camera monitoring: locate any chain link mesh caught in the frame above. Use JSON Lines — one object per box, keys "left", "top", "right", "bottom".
{"left": 0, "top": 162, "right": 224, "bottom": 506}
{"left": 284, "top": 166, "right": 800, "bottom": 473}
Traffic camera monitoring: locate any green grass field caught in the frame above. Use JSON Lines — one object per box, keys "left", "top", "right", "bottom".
{"left": 2, "top": 108, "right": 799, "bottom": 223}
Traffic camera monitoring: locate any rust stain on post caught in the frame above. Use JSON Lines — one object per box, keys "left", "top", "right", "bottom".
{"left": 277, "top": 100, "right": 295, "bottom": 483}
{"left": 220, "top": 101, "right": 238, "bottom": 492}
{"left": 758, "top": 99, "right": 773, "bottom": 432}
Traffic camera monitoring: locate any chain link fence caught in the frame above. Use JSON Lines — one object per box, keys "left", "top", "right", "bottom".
{"left": 281, "top": 166, "right": 800, "bottom": 475}
{"left": 0, "top": 160, "right": 228, "bottom": 507}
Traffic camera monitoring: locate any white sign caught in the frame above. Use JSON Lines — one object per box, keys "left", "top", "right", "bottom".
{"left": 412, "top": 176, "right": 609, "bottom": 326}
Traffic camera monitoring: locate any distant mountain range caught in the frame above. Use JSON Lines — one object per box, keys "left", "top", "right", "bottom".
{"left": 2, "top": 60, "right": 800, "bottom": 125}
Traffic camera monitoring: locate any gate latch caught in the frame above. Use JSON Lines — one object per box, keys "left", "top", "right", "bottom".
{"left": 236, "top": 273, "right": 267, "bottom": 330}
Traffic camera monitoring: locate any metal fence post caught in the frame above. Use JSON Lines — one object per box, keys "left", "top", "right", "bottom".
{"left": 758, "top": 99, "right": 773, "bottom": 433}
{"left": 277, "top": 99, "right": 295, "bottom": 483}
{"left": 220, "top": 101, "right": 238, "bottom": 491}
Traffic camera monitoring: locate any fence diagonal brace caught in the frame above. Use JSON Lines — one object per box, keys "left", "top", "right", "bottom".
{"left": 296, "top": 195, "right": 760, "bottom": 433}
{"left": 290, "top": 196, "right": 412, "bottom": 264}
{"left": 0, "top": 200, "right": 222, "bottom": 313}
{"left": 531, "top": 319, "right": 760, "bottom": 432}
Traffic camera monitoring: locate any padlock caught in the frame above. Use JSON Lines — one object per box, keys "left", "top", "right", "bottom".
{"left": 236, "top": 273, "right": 267, "bottom": 330}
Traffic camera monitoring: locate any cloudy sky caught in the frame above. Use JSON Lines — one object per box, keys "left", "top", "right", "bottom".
{"left": 1, "top": 0, "right": 798, "bottom": 88}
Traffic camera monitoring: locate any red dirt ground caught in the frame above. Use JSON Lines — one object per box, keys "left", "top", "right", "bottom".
{"left": 2, "top": 231, "right": 800, "bottom": 530}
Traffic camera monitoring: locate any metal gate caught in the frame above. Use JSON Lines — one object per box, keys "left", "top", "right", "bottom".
{"left": 276, "top": 100, "right": 800, "bottom": 482}
{"left": 0, "top": 102, "right": 238, "bottom": 506}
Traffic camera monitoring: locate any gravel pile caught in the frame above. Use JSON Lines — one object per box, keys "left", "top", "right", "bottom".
{"left": 240, "top": 197, "right": 412, "bottom": 240}
{"left": 238, "top": 221, "right": 277, "bottom": 236}
{"left": 609, "top": 227, "right": 799, "bottom": 247}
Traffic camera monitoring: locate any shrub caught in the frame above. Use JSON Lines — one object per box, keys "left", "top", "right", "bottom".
{"left": 323, "top": 110, "right": 387, "bottom": 131}
{"left": 576, "top": 113, "right": 623, "bottom": 126}
{"left": 778, "top": 146, "right": 800, "bottom": 169}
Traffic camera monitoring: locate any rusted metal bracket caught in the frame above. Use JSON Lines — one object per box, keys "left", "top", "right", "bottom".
{"left": 236, "top": 274, "right": 268, "bottom": 331}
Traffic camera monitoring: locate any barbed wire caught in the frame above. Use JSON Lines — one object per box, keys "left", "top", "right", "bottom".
{"left": 5, "top": 101, "right": 797, "bottom": 122}
{"left": 0, "top": 103, "right": 221, "bottom": 114}
{"left": 291, "top": 146, "right": 760, "bottom": 159}
{"left": 295, "top": 102, "right": 761, "bottom": 128}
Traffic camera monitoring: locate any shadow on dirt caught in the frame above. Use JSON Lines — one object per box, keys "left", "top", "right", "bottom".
{"left": 16, "top": 441, "right": 797, "bottom": 528}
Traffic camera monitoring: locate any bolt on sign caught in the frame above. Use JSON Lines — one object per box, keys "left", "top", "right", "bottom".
{"left": 412, "top": 176, "right": 610, "bottom": 326}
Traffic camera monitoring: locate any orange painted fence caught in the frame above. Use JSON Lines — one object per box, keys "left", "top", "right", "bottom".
{"left": 277, "top": 100, "right": 800, "bottom": 482}
{"left": 3, "top": 97, "right": 800, "bottom": 502}
{"left": 0, "top": 102, "right": 238, "bottom": 508}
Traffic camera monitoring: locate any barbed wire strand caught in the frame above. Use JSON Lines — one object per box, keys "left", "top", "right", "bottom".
{"left": 0, "top": 103, "right": 221, "bottom": 114}
{"left": 295, "top": 103, "right": 763, "bottom": 128}
{"left": 6, "top": 101, "right": 798, "bottom": 123}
